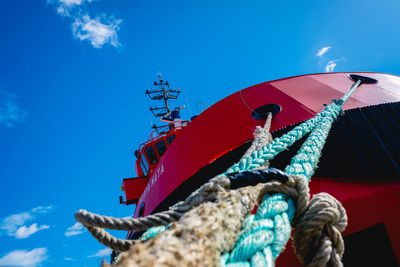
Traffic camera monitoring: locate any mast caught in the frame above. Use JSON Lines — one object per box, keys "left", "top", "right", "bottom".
{"left": 145, "top": 73, "right": 181, "bottom": 131}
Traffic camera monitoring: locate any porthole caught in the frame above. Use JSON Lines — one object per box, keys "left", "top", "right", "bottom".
{"left": 251, "top": 104, "right": 281, "bottom": 120}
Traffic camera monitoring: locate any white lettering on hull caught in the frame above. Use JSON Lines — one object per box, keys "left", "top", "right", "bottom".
{"left": 139, "top": 164, "right": 164, "bottom": 203}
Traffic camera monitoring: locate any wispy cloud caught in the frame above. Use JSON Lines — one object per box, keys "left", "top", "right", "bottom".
{"left": 47, "top": 0, "right": 122, "bottom": 48}
{"left": 315, "top": 46, "right": 345, "bottom": 73}
{"left": 64, "top": 222, "right": 84, "bottom": 236}
{"left": 48, "top": 0, "right": 93, "bottom": 16}
{"left": 72, "top": 14, "right": 121, "bottom": 48}
{"left": 0, "top": 206, "right": 53, "bottom": 239}
{"left": 59, "top": 0, "right": 89, "bottom": 6}
{"left": 325, "top": 60, "right": 338, "bottom": 72}
{"left": 64, "top": 257, "right": 75, "bottom": 261}
{"left": 88, "top": 248, "right": 112, "bottom": 258}
{"left": 0, "top": 248, "right": 48, "bottom": 267}
{"left": 14, "top": 224, "right": 50, "bottom": 239}
{"left": 30, "top": 206, "right": 53, "bottom": 214}
{"left": 316, "top": 46, "right": 331, "bottom": 57}
{"left": 0, "top": 89, "right": 27, "bottom": 128}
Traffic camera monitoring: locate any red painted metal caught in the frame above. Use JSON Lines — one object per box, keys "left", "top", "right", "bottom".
{"left": 122, "top": 72, "right": 400, "bottom": 263}
{"left": 122, "top": 176, "right": 148, "bottom": 204}
{"left": 277, "top": 179, "right": 400, "bottom": 265}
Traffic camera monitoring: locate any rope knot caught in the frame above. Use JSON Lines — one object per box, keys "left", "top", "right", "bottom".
{"left": 293, "top": 193, "right": 348, "bottom": 267}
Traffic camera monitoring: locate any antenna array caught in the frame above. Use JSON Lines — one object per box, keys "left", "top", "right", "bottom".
{"left": 145, "top": 74, "right": 181, "bottom": 131}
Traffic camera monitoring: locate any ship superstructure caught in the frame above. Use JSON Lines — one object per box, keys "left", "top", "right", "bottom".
{"left": 120, "top": 75, "right": 189, "bottom": 206}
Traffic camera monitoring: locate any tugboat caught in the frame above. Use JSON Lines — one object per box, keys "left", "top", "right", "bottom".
{"left": 120, "top": 74, "right": 190, "bottom": 208}
{"left": 119, "top": 72, "right": 400, "bottom": 266}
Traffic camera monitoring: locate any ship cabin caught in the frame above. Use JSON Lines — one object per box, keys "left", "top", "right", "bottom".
{"left": 120, "top": 121, "right": 190, "bottom": 205}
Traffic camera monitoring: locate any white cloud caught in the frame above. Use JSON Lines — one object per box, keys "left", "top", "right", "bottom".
{"left": 0, "top": 90, "right": 27, "bottom": 128}
{"left": 30, "top": 206, "right": 53, "bottom": 214}
{"left": 59, "top": 0, "right": 84, "bottom": 6}
{"left": 316, "top": 46, "right": 331, "bottom": 57}
{"left": 0, "top": 213, "right": 32, "bottom": 233}
{"left": 88, "top": 248, "right": 112, "bottom": 258}
{"left": 72, "top": 14, "right": 121, "bottom": 48}
{"left": 14, "top": 224, "right": 50, "bottom": 239}
{"left": 0, "top": 248, "right": 48, "bottom": 267}
{"left": 0, "top": 206, "right": 53, "bottom": 239}
{"left": 47, "top": 0, "right": 93, "bottom": 16}
{"left": 47, "top": 0, "right": 122, "bottom": 48}
{"left": 64, "top": 222, "right": 84, "bottom": 236}
{"left": 325, "top": 60, "right": 337, "bottom": 72}
{"left": 64, "top": 257, "right": 74, "bottom": 261}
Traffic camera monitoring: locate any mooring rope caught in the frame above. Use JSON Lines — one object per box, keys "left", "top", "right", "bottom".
{"left": 75, "top": 175, "right": 231, "bottom": 250}
{"left": 220, "top": 80, "right": 360, "bottom": 266}
{"left": 75, "top": 79, "right": 361, "bottom": 266}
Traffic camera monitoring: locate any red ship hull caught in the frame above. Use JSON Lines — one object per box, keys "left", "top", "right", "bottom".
{"left": 125, "top": 72, "right": 400, "bottom": 265}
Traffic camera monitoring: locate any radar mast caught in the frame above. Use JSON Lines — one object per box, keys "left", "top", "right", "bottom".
{"left": 145, "top": 74, "right": 181, "bottom": 132}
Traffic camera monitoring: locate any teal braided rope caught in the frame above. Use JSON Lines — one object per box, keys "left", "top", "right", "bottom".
{"left": 222, "top": 80, "right": 361, "bottom": 266}
{"left": 284, "top": 102, "right": 341, "bottom": 180}
{"left": 140, "top": 225, "right": 168, "bottom": 241}
{"left": 225, "top": 115, "right": 322, "bottom": 175}
{"left": 342, "top": 79, "right": 361, "bottom": 103}
{"left": 220, "top": 193, "right": 295, "bottom": 267}
{"left": 285, "top": 79, "right": 361, "bottom": 181}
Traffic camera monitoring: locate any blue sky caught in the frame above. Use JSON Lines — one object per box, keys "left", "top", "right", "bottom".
{"left": 1, "top": 0, "right": 400, "bottom": 266}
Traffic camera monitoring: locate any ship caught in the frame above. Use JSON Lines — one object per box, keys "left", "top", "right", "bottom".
{"left": 118, "top": 72, "right": 400, "bottom": 266}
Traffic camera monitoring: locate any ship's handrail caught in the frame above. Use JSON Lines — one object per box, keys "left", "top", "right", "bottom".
{"left": 138, "top": 120, "right": 190, "bottom": 151}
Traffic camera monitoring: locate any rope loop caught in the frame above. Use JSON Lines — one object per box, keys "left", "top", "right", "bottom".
{"left": 292, "top": 193, "right": 348, "bottom": 267}
{"left": 75, "top": 175, "right": 231, "bottom": 251}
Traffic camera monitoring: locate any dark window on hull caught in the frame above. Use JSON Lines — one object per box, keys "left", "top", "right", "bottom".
{"left": 140, "top": 157, "right": 148, "bottom": 176}
{"left": 145, "top": 146, "right": 158, "bottom": 165}
{"left": 156, "top": 140, "right": 167, "bottom": 157}
{"left": 166, "top": 134, "right": 176, "bottom": 145}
